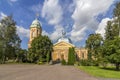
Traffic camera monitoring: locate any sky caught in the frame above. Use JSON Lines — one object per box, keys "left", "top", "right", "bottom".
{"left": 0, "top": 0, "right": 119, "bottom": 49}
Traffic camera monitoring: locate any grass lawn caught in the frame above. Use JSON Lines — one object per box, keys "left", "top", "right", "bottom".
{"left": 78, "top": 66, "right": 120, "bottom": 79}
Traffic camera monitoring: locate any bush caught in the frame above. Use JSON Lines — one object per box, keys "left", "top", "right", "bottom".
{"left": 37, "top": 56, "right": 46, "bottom": 64}
{"left": 79, "top": 60, "right": 90, "bottom": 66}
{"left": 61, "top": 59, "right": 66, "bottom": 65}
{"left": 37, "top": 61, "right": 43, "bottom": 65}
{"left": 74, "top": 61, "right": 79, "bottom": 66}
{"left": 79, "top": 59, "right": 100, "bottom": 66}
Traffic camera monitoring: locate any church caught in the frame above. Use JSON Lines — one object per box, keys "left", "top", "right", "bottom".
{"left": 28, "top": 18, "right": 88, "bottom": 62}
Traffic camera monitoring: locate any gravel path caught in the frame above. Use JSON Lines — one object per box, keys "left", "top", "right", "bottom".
{"left": 0, "top": 64, "right": 118, "bottom": 80}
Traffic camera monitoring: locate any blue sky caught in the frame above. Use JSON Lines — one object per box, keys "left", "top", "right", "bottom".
{"left": 0, "top": 0, "right": 119, "bottom": 49}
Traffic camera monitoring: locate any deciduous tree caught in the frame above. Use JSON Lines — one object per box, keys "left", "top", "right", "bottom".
{"left": 28, "top": 35, "right": 53, "bottom": 63}
{"left": 0, "top": 16, "right": 21, "bottom": 63}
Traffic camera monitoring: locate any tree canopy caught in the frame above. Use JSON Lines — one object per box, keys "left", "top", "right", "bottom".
{"left": 0, "top": 16, "right": 21, "bottom": 63}
{"left": 28, "top": 35, "right": 53, "bottom": 63}
{"left": 86, "top": 34, "right": 103, "bottom": 62}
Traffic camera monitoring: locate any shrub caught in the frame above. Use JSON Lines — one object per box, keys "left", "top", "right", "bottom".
{"left": 79, "top": 59, "right": 92, "bottom": 66}
{"left": 61, "top": 59, "right": 66, "bottom": 65}
{"left": 79, "top": 59, "right": 100, "bottom": 66}
{"left": 37, "top": 61, "right": 43, "bottom": 65}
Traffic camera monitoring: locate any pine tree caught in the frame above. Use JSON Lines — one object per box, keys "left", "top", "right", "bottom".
{"left": 68, "top": 47, "right": 76, "bottom": 65}
{"left": 102, "top": 2, "right": 120, "bottom": 70}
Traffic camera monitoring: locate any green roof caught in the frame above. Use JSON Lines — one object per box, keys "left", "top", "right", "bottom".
{"left": 30, "top": 19, "right": 41, "bottom": 28}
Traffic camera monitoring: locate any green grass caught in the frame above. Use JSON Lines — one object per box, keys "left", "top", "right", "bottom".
{"left": 78, "top": 66, "right": 120, "bottom": 79}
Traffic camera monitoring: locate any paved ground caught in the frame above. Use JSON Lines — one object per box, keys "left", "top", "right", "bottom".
{"left": 0, "top": 64, "right": 119, "bottom": 80}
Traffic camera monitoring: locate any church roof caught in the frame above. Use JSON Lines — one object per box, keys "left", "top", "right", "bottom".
{"left": 30, "top": 18, "right": 41, "bottom": 28}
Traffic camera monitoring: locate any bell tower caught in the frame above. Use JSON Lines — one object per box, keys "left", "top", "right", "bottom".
{"left": 28, "top": 18, "right": 42, "bottom": 48}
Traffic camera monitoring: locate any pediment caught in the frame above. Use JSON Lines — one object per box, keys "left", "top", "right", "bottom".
{"left": 54, "top": 41, "right": 75, "bottom": 48}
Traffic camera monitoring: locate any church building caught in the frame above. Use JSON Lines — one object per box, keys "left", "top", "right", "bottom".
{"left": 28, "top": 18, "right": 88, "bottom": 62}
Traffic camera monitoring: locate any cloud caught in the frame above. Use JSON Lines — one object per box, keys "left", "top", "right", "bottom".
{"left": 70, "top": 0, "right": 114, "bottom": 42}
{"left": 30, "top": 3, "right": 42, "bottom": 14}
{"left": 42, "top": 30, "right": 49, "bottom": 36}
{"left": 42, "top": 25, "right": 63, "bottom": 41}
{"left": 42, "top": 0, "right": 63, "bottom": 25}
{"left": 9, "top": 0, "right": 18, "bottom": 2}
{"left": 17, "top": 26, "right": 30, "bottom": 39}
{"left": 41, "top": 0, "right": 114, "bottom": 45}
{"left": 50, "top": 25, "right": 63, "bottom": 40}
{"left": 42, "top": 0, "right": 64, "bottom": 41}
{"left": 96, "top": 18, "right": 112, "bottom": 38}
{"left": 0, "top": 12, "right": 7, "bottom": 20}
{"left": 7, "top": 0, "right": 18, "bottom": 6}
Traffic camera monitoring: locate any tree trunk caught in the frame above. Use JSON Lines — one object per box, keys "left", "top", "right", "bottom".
{"left": 116, "top": 63, "right": 119, "bottom": 70}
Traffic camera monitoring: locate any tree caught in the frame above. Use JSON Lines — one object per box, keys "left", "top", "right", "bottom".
{"left": 68, "top": 47, "right": 76, "bottom": 65}
{"left": 105, "top": 21, "right": 119, "bottom": 40}
{"left": 105, "top": 2, "right": 120, "bottom": 40}
{"left": 28, "top": 35, "right": 53, "bottom": 63}
{"left": 86, "top": 34, "right": 103, "bottom": 63}
{"left": 46, "top": 52, "right": 50, "bottom": 63}
{"left": 103, "top": 37, "right": 120, "bottom": 70}
{"left": 101, "top": 2, "right": 120, "bottom": 70}
{"left": 16, "top": 49, "right": 27, "bottom": 62}
{"left": 114, "top": 2, "right": 120, "bottom": 36}
{"left": 0, "top": 15, "right": 21, "bottom": 63}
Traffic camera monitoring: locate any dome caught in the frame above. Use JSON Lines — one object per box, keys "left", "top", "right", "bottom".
{"left": 57, "top": 30, "right": 72, "bottom": 43}
{"left": 58, "top": 37, "right": 72, "bottom": 43}
{"left": 30, "top": 18, "right": 41, "bottom": 28}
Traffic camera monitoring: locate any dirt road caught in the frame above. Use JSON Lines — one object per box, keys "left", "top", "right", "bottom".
{"left": 0, "top": 64, "right": 99, "bottom": 80}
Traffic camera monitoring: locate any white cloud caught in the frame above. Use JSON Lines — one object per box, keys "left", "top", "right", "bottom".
{"left": 42, "top": 0, "right": 64, "bottom": 41}
{"left": 7, "top": 0, "right": 18, "bottom": 6}
{"left": 50, "top": 25, "right": 63, "bottom": 40}
{"left": 42, "top": 0, "right": 63, "bottom": 25}
{"left": 42, "top": 25, "right": 63, "bottom": 41}
{"left": 30, "top": 3, "right": 42, "bottom": 14}
{"left": 41, "top": 0, "right": 114, "bottom": 44}
{"left": 17, "top": 26, "right": 30, "bottom": 39}
{"left": 0, "top": 12, "right": 7, "bottom": 20}
{"left": 70, "top": 26, "right": 87, "bottom": 42}
{"left": 96, "top": 18, "right": 112, "bottom": 38}
{"left": 42, "top": 30, "right": 49, "bottom": 36}
{"left": 9, "top": 0, "right": 18, "bottom": 2}
{"left": 70, "top": 0, "right": 114, "bottom": 42}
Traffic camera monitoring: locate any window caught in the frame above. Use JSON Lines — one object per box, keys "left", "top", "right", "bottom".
{"left": 33, "top": 32, "right": 35, "bottom": 37}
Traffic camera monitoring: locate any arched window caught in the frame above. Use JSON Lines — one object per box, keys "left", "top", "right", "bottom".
{"left": 31, "top": 32, "right": 33, "bottom": 38}
{"left": 31, "top": 31, "right": 35, "bottom": 38}
{"left": 33, "top": 31, "right": 35, "bottom": 37}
